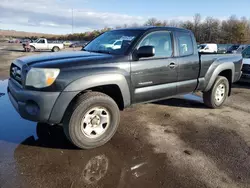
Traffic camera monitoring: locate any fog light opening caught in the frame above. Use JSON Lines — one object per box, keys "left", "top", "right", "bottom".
{"left": 25, "top": 100, "right": 40, "bottom": 116}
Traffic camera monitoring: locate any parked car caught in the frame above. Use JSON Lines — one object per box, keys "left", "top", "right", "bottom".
{"left": 226, "top": 44, "right": 240, "bottom": 53}
{"left": 8, "top": 26, "right": 242, "bottom": 149}
{"left": 23, "top": 38, "right": 64, "bottom": 52}
{"left": 0, "top": 37, "right": 9, "bottom": 42}
{"left": 20, "top": 38, "right": 33, "bottom": 44}
{"left": 217, "top": 44, "right": 232, "bottom": 54}
{"left": 240, "top": 45, "right": 250, "bottom": 82}
{"left": 69, "top": 41, "right": 89, "bottom": 48}
{"left": 198, "top": 43, "right": 218, "bottom": 53}
{"left": 101, "top": 39, "right": 123, "bottom": 50}
{"left": 234, "top": 45, "right": 249, "bottom": 54}
{"left": 63, "top": 41, "right": 72, "bottom": 46}
{"left": 8, "top": 39, "right": 20, "bottom": 43}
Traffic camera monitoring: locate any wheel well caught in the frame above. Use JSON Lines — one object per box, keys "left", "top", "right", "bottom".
{"left": 219, "top": 70, "right": 232, "bottom": 96}
{"left": 75, "top": 85, "right": 124, "bottom": 110}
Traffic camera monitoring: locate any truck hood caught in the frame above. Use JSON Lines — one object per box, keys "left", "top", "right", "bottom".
{"left": 16, "top": 51, "right": 115, "bottom": 67}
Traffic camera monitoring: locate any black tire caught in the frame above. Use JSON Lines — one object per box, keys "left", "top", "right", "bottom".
{"left": 36, "top": 123, "right": 52, "bottom": 140}
{"left": 203, "top": 76, "right": 229, "bottom": 108}
{"left": 30, "top": 46, "right": 35, "bottom": 52}
{"left": 52, "top": 46, "right": 60, "bottom": 52}
{"left": 63, "top": 92, "right": 120, "bottom": 149}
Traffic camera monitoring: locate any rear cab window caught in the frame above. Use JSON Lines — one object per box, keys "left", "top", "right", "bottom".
{"left": 175, "top": 32, "right": 194, "bottom": 56}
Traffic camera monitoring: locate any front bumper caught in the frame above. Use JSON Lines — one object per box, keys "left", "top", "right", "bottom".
{"left": 8, "top": 79, "right": 60, "bottom": 123}
{"left": 8, "top": 79, "right": 79, "bottom": 124}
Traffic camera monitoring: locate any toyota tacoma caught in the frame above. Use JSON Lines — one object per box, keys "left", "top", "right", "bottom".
{"left": 8, "top": 27, "right": 242, "bottom": 149}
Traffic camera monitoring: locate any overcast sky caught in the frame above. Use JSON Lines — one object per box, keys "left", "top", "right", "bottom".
{"left": 1, "top": 0, "right": 250, "bottom": 34}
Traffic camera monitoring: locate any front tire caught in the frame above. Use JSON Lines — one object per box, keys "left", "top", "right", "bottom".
{"left": 30, "top": 46, "right": 35, "bottom": 52}
{"left": 63, "top": 92, "right": 120, "bottom": 149}
{"left": 203, "top": 76, "right": 229, "bottom": 108}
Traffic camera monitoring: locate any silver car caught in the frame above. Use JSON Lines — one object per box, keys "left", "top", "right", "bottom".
{"left": 240, "top": 46, "right": 250, "bottom": 82}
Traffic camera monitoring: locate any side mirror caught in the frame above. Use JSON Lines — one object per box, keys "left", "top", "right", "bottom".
{"left": 137, "top": 46, "right": 155, "bottom": 58}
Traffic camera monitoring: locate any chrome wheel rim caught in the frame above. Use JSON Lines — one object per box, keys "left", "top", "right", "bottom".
{"left": 81, "top": 106, "right": 110, "bottom": 139}
{"left": 215, "top": 83, "right": 226, "bottom": 103}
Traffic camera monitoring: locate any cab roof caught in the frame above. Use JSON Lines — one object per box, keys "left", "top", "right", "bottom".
{"left": 114, "top": 26, "right": 190, "bottom": 33}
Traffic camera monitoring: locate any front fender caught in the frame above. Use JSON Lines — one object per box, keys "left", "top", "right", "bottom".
{"left": 204, "top": 62, "right": 234, "bottom": 92}
{"left": 64, "top": 74, "right": 131, "bottom": 106}
{"left": 48, "top": 74, "right": 131, "bottom": 124}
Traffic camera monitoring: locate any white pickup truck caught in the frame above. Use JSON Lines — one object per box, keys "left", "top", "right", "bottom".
{"left": 23, "top": 38, "right": 64, "bottom": 52}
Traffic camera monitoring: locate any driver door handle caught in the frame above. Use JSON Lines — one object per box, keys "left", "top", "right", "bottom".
{"left": 169, "top": 62, "right": 176, "bottom": 69}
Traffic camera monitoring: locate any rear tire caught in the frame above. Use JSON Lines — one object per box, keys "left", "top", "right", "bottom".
{"left": 63, "top": 92, "right": 120, "bottom": 149}
{"left": 203, "top": 76, "right": 229, "bottom": 108}
{"left": 52, "top": 46, "right": 60, "bottom": 52}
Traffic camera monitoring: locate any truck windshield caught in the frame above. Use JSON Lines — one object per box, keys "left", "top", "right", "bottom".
{"left": 198, "top": 44, "right": 206, "bottom": 49}
{"left": 83, "top": 30, "right": 143, "bottom": 55}
{"left": 33, "top": 39, "right": 39, "bottom": 43}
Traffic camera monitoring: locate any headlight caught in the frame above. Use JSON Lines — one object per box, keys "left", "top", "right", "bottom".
{"left": 26, "top": 68, "right": 60, "bottom": 88}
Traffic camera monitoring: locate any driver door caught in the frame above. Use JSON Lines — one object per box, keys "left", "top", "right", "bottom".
{"left": 35, "top": 39, "right": 46, "bottom": 50}
{"left": 131, "top": 31, "right": 178, "bottom": 103}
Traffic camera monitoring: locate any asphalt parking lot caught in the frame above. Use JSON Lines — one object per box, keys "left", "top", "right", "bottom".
{"left": 0, "top": 43, "right": 250, "bottom": 188}
{"left": 0, "top": 43, "right": 81, "bottom": 79}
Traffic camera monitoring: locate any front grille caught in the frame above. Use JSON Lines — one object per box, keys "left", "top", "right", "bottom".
{"left": 10, "top": 63, "right": 22, "bottom": 85}
{"left": 242, "top": 64, "right": 250, "bottom": 74}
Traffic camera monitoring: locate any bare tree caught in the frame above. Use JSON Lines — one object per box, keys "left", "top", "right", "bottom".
{"left": 201, "top": 17, "right": 220, "bottom": 43}
{"left": 168, "top": 20, "right": 181, "bottom": 27}
{"left": 144, "top": 18, "right": 162, "bottom": 26}
{"left": 131, "top": 23, "right": 140, "bottom": 27}
{"left": 193, "top": 13, "right": 202, "bottom": 42}
{"left": 181, "top": 21, "right": 194, "bottom": 31}
{"left": 32, "top": 14, "right": 250, "bottom": 44}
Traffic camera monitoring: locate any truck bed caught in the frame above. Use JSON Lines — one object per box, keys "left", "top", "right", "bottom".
{"left": 199, "top": 53, "right": 242, "bottom": 79}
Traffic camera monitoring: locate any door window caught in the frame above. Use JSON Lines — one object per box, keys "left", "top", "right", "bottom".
{"left": 138, "top": 31, "right": 173, "bottom": 58}
{"left": 38, "top": 39, "right": 45, "bottom": 44}
{"left": 176, "top": 32, "right": 194, "bottom": 56}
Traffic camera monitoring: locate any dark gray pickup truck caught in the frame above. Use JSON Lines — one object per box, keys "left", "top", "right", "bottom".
{"left": 8, "top": 27, "right": 242, "bottom": 149}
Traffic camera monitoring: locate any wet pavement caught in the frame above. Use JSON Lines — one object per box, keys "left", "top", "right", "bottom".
{"left": 1, "top": 79, "right": 250, "bottom": 188}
